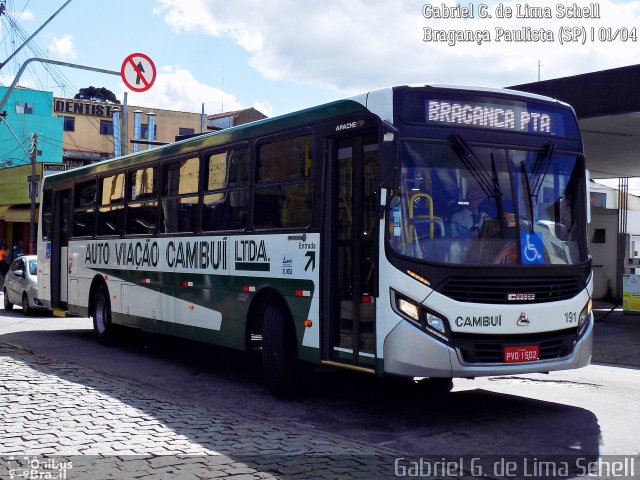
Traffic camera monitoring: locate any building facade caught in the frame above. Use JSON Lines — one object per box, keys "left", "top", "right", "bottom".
{"left": 0, "top": 87, "right": 64, "bottom": 253}
{"left": 208, "top": 108, "right": 267, "bottom": 130}
{"left": 0, "top": 89, "right": 268, "bottom": 255}
{"left": 53, "top": 97, "right": 209, "bottom": 166}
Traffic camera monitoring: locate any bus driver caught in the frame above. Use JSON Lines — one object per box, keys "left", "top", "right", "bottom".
{"left": 450, "top": 184, "right": 488, "bottom": 238}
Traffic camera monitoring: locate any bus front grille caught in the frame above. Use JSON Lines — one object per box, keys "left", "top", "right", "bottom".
{"left": 439, "top": 276, "right": 584, "bottom": 304}
{"left": 452, "top": 329, "right": 578, "bottom": 364}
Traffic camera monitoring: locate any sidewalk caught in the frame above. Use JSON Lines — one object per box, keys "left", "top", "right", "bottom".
{"left": 592, "top": 300, "right": 640, "bottom": 368}
{"left": 0, "top": 343, "right": 403, "bottom": 479}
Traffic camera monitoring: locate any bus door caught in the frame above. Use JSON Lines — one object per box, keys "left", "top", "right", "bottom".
{"left": 323, "top": 132, "right": 379, "bottom": 369}
{"left": 50, "top": 188, "right": 71, "bottom": 308}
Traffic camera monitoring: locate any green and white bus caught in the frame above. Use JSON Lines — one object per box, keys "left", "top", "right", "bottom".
{"left": 38, "top": 84, "right": 593, "bottom": 394}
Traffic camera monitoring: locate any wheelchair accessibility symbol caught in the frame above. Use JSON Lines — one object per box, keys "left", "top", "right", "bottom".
{"left": 520, "top": 232, "right": 545, "bottom": 265}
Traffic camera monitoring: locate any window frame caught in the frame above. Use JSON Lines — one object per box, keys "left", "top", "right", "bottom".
{"left": 96, "top": 171, "right": 126, "bottom": 237}
{"left": 72, "top": 177, "right": 98, "bottom": 238}
{"left": 141, "top": 123, "right": 158, "bottom": 140}
{"left": 10, "top": 258, "right": 24, "bottom": 272}
{"left": 41, "top": 185, "right": 53, "bottom": 241}
{"left": 99, "top": 119, "right": 114, "bottom": 136}
{"left": 63, "top": 116, "right": 75, "bottom": 132}
{"left": 201, "top": 142, "right": 251, "bottom": 233}
{"left": 159, "top": 154, "right": 202, "bottom": 235}
{"left": 253, "top": 129, "right": 315, "bottom": 231}
{"left": 16, "top": 102, "right": 34, "bottom": 114}
{"left": 125, "top": 164, "right": 159, "bottom": 236}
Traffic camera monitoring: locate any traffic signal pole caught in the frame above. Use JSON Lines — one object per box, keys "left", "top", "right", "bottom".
{"left": 0, "top": 57, "right": 120, "bottom": 113}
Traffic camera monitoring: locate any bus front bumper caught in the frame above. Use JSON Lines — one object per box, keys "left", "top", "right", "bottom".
{"left": 383, "top": 317, "right": 593, "bottom": 378}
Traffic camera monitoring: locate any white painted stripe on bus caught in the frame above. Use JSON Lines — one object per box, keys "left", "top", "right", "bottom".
{"left": 301, "top": 296, "right": 320, "bottom": 350}
{"left": 333, "top": 347, "right": 353, "bottom": 354}
{"left": 174, "top": 297, "right": 222, "bottom": 330}
{"left": 332, "top": 347, "right": 374, "bottom": 358}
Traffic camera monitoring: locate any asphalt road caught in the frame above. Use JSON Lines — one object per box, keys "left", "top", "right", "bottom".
{"left": 1, "top": 306, "right": 639, "bottom": 478}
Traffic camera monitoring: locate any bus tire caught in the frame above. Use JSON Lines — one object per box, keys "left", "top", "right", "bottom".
{"left": 419, "top": 377, "right": 454, "bottom": 395}
{"left": 3, "top": 288, "right": 13, "bottom": 311}
{"left": 92, "top": 285, "right": 116, "bottom": 345}
{"left": 261, "top": 304, "right": 297, "bottom": 397}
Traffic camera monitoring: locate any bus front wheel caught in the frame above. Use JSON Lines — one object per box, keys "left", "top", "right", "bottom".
{"left": 92, "top": 285, "right": 116, "bottom": 345}
{"left": 418, "top": 377, "right": 454, "bottom": 395}
{"left": 261, "top": 304, "right": 297, "bottom": 396}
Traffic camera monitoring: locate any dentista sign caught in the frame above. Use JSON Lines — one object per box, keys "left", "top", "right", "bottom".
{"left": 53, "top": 98, "right": 119, "bottom": 118}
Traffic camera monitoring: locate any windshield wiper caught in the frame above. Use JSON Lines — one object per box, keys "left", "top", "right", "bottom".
{"left": 450, "top": 134, "right": 506, "bottom": 236}
{"left": 449, "top": 133, "right": 495, "bottom": 196}
{"left": 530, "top": 142, "right": 556, "bottom": 197}
{"left": 521, "top": 161, "right": 535, "bottom": 233}
{"left": 520, "top": 142, "right": 556, "bottom": 232}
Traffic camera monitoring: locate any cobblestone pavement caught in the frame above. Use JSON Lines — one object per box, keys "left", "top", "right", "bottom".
{"left": 0, "top": 343, "right": 407, "bottom": 479}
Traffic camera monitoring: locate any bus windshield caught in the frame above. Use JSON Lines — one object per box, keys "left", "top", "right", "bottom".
{"left": 388, "top": 141, "right": 588, "bottom": 266}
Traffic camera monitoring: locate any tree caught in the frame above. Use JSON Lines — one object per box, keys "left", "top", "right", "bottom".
{"left": 74, "top": 86, "right": 120, "bottom": 104}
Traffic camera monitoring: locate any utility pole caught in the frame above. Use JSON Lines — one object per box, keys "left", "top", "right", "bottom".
{"left": 28, "top": 133, "right": 38, "bottom": 254}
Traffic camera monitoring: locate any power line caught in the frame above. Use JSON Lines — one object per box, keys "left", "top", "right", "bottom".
{"left": 0, "top": 0, "right": 73, "bottom": 70}
{"left": 0, "top": 113, "right": 31, "bottom": 156}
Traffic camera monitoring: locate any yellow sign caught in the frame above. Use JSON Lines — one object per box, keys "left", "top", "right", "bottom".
{"left": 622, "top": 274, "right": 640, "bottom": 313}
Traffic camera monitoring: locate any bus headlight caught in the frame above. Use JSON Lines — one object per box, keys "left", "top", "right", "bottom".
{"left": 578, "top": 299, "right": 592, "bottom": 336}
{"left": 392, "top": 290, "right": 450, "bottom": 342}
{"left": 398, "top": 298, "right": 420, "bottom": 321}
{"left": 426, "top": 313, "right": 446, "bottom": 334}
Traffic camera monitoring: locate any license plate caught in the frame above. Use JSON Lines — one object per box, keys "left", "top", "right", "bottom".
{"left": 504, "top": 345, "right": 539, "bottom": 363}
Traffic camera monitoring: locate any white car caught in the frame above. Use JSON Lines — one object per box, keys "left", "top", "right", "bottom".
{"left": 3, "top": 255, "right": 47, "bottom": 315}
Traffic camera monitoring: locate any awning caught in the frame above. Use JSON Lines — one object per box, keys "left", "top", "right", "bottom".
{"left": 0, "top": 205, "right": 38, "bottom": 223}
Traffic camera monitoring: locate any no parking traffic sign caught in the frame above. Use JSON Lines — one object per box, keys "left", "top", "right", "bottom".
{"left": 121, "top": 53, "right": 156, "bottom": 92}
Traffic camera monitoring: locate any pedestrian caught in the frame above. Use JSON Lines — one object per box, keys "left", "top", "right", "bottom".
{"left": 0, "top": 244, "right": 8, "bottom": 287}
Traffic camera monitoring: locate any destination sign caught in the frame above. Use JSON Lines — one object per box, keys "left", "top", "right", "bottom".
{"left": 428, "top": 99, "right": 553, "bottom": 133}
{"left": 401, "top": 93, "right": 578, "bottom": 138}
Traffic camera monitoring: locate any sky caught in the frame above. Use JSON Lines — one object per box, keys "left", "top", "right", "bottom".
{"left": 1, "top": 0, "right": 639, "bottom": 119}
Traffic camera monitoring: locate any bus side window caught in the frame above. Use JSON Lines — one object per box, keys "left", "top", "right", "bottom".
{"left": 73, "top": 179, "right": 97, "bottom": 238}
{"left": 202, "top": 147, "right": 250, "bottom": 232}
{"left": 161, "top": 157, "right": 199, "bottom": 233}
{"left": 41, "top": 186, "right": 53, "bottom": 240}
{"left": 254, "top": 134, "right": 313, "bottom": 229}
{"left": 126, "top": 167, "right": 157, "bottom": 235}
{"left": 98, "top": 173, "right": 124, "bottom": 236}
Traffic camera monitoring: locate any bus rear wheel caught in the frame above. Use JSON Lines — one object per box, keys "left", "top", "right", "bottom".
{"left": 261, "top": 304, "right": 297, "bottom": 397}
{"left": 92, "top": 285, "right": 116, "bottom": 345}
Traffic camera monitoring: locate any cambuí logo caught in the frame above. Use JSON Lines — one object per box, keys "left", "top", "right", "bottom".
{"left": 82, "top": 239, "right": 228, "bottom": 271}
